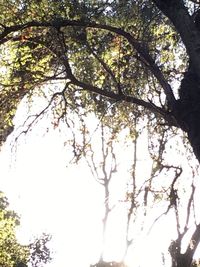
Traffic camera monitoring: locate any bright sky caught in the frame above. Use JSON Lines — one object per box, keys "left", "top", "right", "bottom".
{"left": 0, "top": 94, "right": 182, "bottom": 267}
{"left": 0, "top": 126, "right": 104, "bottom": 267}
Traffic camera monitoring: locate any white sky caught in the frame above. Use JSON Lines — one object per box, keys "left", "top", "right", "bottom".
{"left": 0, "top": 125, "right": 105, "bottom": 267}
{"left": 0, "top": 95, "right": 186, "bottom": 267}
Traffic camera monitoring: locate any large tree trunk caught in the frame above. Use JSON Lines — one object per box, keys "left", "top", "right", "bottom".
{"left": 176, "top": 255, "right": 191, "bottom": 267}
{"left": 171, "top": 246, "right": 196, "bottom": 267}
{"left": 176, "top": 63, "right": 200, "bottom": 163}
{"left": 170, "top": 241, "right": 192, "bottom": 267}
{"left": 150, "top": 2, "right": 200, "bottom": 264}
{"left": 169, "top": 225, "right": 200, "bottom": 267}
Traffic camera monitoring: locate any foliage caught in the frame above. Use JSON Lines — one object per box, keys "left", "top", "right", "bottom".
{"left": 0, "top": 191, "right": 51, "bottom": 267}
{"left": 0, "top": 191, "right": 29, "bottom": 267}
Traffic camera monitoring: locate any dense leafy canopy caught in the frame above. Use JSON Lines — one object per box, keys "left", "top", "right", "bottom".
{"left": 0, "top": 0, "right": 185, "bottom": 145}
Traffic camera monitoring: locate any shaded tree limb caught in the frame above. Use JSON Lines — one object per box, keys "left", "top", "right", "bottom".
{"left": 0, "top": 18, "right": 176, "bottom": 107}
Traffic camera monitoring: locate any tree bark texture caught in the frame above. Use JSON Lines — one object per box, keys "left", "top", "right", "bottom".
{"left": 169, "top": 224, "right": 200, "bottom": 267}
{"left": 176, "top": 63, "right": 200, "bottom": 162}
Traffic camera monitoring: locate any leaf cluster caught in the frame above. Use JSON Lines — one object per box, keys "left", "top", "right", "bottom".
{"left": 0, "top": 191, "right": 51, "bottom": 267}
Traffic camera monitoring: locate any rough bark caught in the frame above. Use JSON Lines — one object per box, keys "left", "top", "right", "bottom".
{"left": 169, "top": 224, "right": 200, "bottom": 267}
{"left": 177, "top": 62, "right": 200, "bottom": 162}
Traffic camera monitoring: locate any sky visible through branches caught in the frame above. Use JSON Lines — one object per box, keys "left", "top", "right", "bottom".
{"left": 0, "top": 95, "right": 197, "bottom": 267}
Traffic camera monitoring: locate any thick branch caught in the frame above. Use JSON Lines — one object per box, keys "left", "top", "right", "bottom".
{"left": 184, "top": 224, "right": 200, "bottom": 266}
{"left": 0, "top": 18, "right": 176, "bottom": 107}
{"left": 61, "top": 54, "right": 173, "bottom": 122}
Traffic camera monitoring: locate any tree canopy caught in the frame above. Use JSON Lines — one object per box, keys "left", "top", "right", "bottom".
{"left": 0, "top": 0, "right": 183, "bottom": 146}
{"left": 2, "top": 1, "right": 200, "bottom": 267}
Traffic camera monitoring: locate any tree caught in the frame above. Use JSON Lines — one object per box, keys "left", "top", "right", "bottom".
{"left": 87, "top": 118, "right": 151, "bottom": 267}
{"left": 0, "top": 190, "right": 51, "bottom": 267}
{"left": 1, "top": 0, "right": 200, "bottom": 266}
{"left": 0, "top": 191, "right": 28, "bottom": 267}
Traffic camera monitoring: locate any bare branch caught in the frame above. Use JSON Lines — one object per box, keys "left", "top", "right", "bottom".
{"left": 184, "top": 183, "right": 196, "bottom": 232}
{"left": 148, "top": 166, "right": 182, "bottom": 234}
{"left": 14, "top": 82, "right": 70, "bottom": 141}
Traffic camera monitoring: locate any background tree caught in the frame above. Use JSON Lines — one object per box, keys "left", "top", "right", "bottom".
{"left": 0, "top": 190, "right": 51, "bottom": 267}
{"left": 2, "top": 1, "right": 200, "bottom": 267}
{"left": 0, "top": 191, "right": 29, "bottom": 267}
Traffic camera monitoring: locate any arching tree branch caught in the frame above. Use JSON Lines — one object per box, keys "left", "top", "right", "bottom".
{"left": 0, "top": 18, "right": 176, "bottom": 108}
